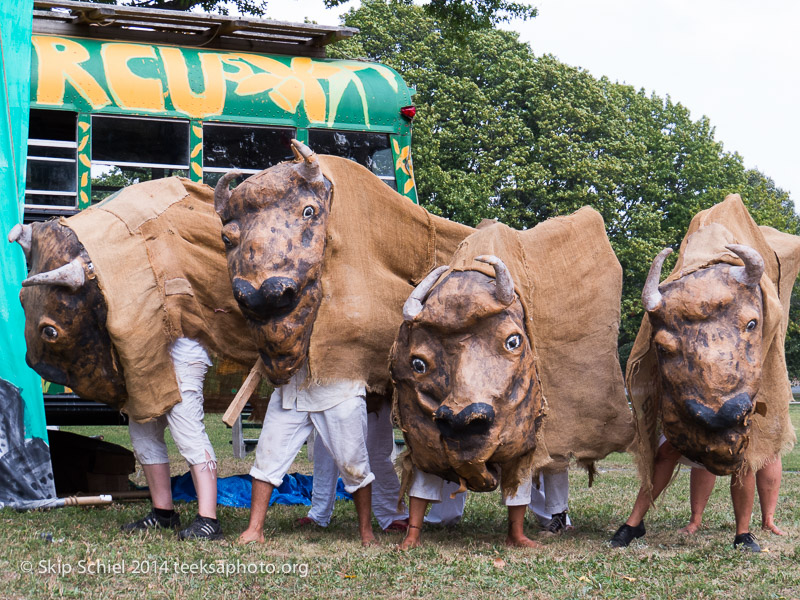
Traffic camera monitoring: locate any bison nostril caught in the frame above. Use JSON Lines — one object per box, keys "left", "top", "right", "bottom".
{"left": 434, "top": 403, "right": 495, "bottom": 438}
{"left": 260, "top": 277, "right": 299, "bottom": 310}
{"left": 685, "top": 393, "right": 753, "bottom": 430}
{"left": 231, "top": 278, "right": 261, "bottom": 311}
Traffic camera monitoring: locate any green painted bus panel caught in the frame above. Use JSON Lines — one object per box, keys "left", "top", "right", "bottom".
{"left": 0, "top": 0, "right": 48, "bottom": 440}
{"left": 30, "top": 35, "right": 414, "bottom": 136}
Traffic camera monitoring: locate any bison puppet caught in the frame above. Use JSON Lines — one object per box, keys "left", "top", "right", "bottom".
{"left": 214, "top": 140, "right": 474, "bottom": 544}
{"left": 9, "top": 177, "right": 258, "bottom": 539}
{"left": 611, "top": 194, "right": 800, "bottom": 551}
{"left": 390, "top": 207, "right": 634, "bottom": 547}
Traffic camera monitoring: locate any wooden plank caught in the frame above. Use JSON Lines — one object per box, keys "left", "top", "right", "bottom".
{"left": 222, "top": 357, "right": 264, "bottom": 427}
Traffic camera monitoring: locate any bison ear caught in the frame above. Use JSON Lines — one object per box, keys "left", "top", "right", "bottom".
{"left": 642, "top": 247, "right": 673, "bottom": 313}
{"left": 726, "top": 244, "right": 764, "bottom": 288}
{"left": 22, "top": 257, "right": 85, "bottom": 291}
{"left": 214, "top": 171, "right": 242, "bottom": 216}
{"left": 403, "top": 266, "right": 449, "bottom": 321}
{"left": 8, "top": 223, "right": 33, "bottom": 262}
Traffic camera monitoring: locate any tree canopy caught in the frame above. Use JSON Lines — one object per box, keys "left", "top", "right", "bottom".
{"left": 329, "top": 0, "right": 800, "bottom": 372}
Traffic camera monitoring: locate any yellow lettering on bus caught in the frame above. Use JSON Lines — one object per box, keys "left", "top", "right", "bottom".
{"left": 32, "top": 36, "right": 110, "bottom": 108}
{"left": 159, "top": 47, "right": 225, "bottom": 118}
{"left": 102, "top": 43, "right": 165, "bottom": 112}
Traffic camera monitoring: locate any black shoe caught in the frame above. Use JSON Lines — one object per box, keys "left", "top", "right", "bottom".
{"left": 122, "top": 509, "right": 180, "bottom": 533}
{"left": 733, "top": 532, "right": 761, "bottom": 552}
{"left": 542, "top": 511, "right": 570, "bottom": 535}
{"left": 609, "top": 522, "right": 646, "bottom": 547}
{"left": 178, "top": 514, "right": 223, "bottom": 540}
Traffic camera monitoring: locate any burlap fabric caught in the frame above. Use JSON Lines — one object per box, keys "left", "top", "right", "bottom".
{"left": 627, "top": 194, "right": 800, "bottom": 488}
{"left": 64, "top": 177, "right": 258, "bottom": 422}
{"left": 444, "top": 206, "right": 633, "bottom": 475}
{"left": 306, "top": 156, "right": 475, "bottom": 393}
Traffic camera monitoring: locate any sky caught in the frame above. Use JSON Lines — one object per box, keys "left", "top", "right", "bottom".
{"left": 263, "top": 0, "right": 800, "bottom": 205}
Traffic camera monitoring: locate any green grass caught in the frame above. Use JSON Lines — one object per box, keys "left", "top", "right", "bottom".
{"left": 0, "top": 409, "right": 799, "bottom": 599}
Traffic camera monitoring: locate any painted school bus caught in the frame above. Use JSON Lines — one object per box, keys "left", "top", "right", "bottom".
{"left": 26, "top": 1, "right": 418, "bottom": 418}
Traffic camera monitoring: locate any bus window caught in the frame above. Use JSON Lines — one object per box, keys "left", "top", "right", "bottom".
{"left": 202, "top": 123, "right": 295, "bottom": 187}
{"left": 307, "top": 130, "right": 396, "bottom": 190}
{"left": 25, "top": 109, "right": 78, "bottom": 216}
{"left": 91, "top": 115, "right": 190, "bottom": 203}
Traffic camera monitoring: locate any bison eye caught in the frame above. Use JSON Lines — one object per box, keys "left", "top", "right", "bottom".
{"left": 411, "top": 357, "right": 427, "bottom": 374}
{"left": 42, "top": 326, "right": 58, "bottom": 342}
{"left": 746, "top": 319, "right": 757, "bottom": 331}
{"left": 303, "top": 206, "right": 315, "bottom": 219}
{"left": 221, "top": 234, "right": 232, "bottom": 247}
{"left": 505, "top": 333, "right": 522, "bottom": 351}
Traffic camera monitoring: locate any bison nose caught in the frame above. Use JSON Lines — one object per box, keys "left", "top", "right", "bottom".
{"left": 232, "top": 278, "right": 268, "bottom": 314}
{"left": 260, "top": 277, "right": 298, "bottom": 310}
{"left": 685, "top": 393, "right": 753, "bottom": 430}
{"left": 434, "top": 403, "right": 495, "bottom": 438}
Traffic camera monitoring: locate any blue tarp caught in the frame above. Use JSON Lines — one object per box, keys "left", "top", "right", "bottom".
{"left": 170, "top": 473, "right": 353, "bottom": 508}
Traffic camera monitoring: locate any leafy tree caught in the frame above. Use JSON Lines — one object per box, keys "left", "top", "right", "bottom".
{"left": 331, "top": 0, "right": 800, "bottom": 373}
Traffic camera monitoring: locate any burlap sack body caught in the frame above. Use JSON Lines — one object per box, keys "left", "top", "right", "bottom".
{"left": 627, "top": 194, "right": 800, "bottom": 489}
{"left": 64, "top": 177, "right": 258, "bottom": 422}
{"left": 307, "top": 156, "right": 475, "bottom": 393}
{"left": 440, "top": 207, "right": 633, "bottom": 476}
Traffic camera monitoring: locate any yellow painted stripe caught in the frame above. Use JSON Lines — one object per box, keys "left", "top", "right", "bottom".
{"left": 79, "top": 154, "right": 91, "bottom": 168}
{"left": 80, "top": 190, "right": 89, "bottom": 204}
{"left": 192, "top": 162, "right": 202, "bottom": 177}
{"left": 191, "top": 142, "right": 202, "bottom": 158}
{"left": 193, "top": 125, "right": 203, "bottom": 137}
{"left": 78, "top": 136, "right": 88, "bottom": 152}
{"left": 78, "top": 121, "right": 89, "bottom": 132}
{"left": 81, "top": 172, "right": 88, "bottom": 187}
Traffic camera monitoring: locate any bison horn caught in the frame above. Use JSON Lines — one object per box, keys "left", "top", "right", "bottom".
{"left": 642, "top": 247, "right": 673, "bottom": 313}
{"left": 290, "top": 139, "right": 323, "bottom": 181}
{"left": 475, "top": 255, "right": 516, "bottom": 306}
{"left": 403, "top": 266, "right": 449, "bottom": 321}
{"left": 726, "top": 244, "right": 764, "bottom": 287}
{"left": 22, "top": 257, "right": 85, "bottom": 291}
{"left": 8, "top": 223, "right": 33, "bottom": 260}
{"left": 214, "top": 171, "right": 242, "bottom": 215}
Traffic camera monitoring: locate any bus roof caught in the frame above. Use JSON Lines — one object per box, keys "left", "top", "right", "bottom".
{"left": 33, "top": 0, "right": 357, "bottom": 58}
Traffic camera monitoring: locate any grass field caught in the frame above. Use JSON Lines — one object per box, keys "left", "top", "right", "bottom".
{"left": 1, "top": 409, "right": 799, "bottom": 599}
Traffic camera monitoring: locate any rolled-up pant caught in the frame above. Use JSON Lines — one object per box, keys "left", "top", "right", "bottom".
{"left": 528, "top": 470, "right": 570, "bottom": 526}
{"left": 128, "top": 338, "right": 215, "bottom": 468}
{"left": 251, "top": 393, "right": 375, "bottom": 494}
{"left": 410, "top": 468, "right": 533, "bottom": 507}
{"left": 307, "top": 401, "right": 407, "bottom": 528}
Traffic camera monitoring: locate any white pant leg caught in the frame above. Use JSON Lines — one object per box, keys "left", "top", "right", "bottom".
{"left": 502, "top": 471, "right": 533, "bottom": 506}
{"left": 251, "top": 391, "right": 315, "bottom": 486}
{"left": 310, "top": 396, "right": 374, "bottom": 493}
{"left": 307, "top": 433, "right": 338, "bottom": 527}
{"left": 164, "top": 338, "right": 215, "bottom": 467}
{"left": 424, "top": 481, "right": 467, "bottom": 525}
{"left": 409, "top": 468, "right": 446, "bottom": 502}
{"left": 367, "top": 403, "right": 408, "bottom": 529}
{"left": 542, "top": 469, "right": 569, "bottom": 515}
{"left": 528, "top": 472, "right": 550, "bottom": 526}
{"left": 128, "top": 415, "right": 170, "bottom": 465}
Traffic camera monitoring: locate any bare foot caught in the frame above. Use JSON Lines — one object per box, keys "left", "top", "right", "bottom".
{"left": 360, "top": 534, "right": 379, "bottom": 547}
{"left": 505, "top": 534, "right": 543, "bottom": 548}
{"left": 762, "top": 522, "right": 787, "bottom": 536}
{"left": 398, "top": 534, "right": 421, "bottom": 550}
{"left": 238, "top": 528, "right": 265, "bottom": 544}
{"left": 679, "top": 523, "right": 701, "bottom": 535}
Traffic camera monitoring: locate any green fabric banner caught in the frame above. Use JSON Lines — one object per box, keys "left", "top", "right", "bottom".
{"left": 0, "top": 0, "right": 47, "bottom": 442}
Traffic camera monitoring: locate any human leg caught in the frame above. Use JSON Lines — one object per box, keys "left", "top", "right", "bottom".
{"left": 540, "top": 469, "right": 571, "bottom": 535}
{"left": 311, "top": 396, "right": 376, "bottom": 546}
{"left": 425, "top": 481, "right": 466, "bottom": 526}
{"left": 504, "top": 475, "right": 540, "bottom": 548}
{"left": 679, "top": 467, "right": 716, "bottom": 534}
{"left": 731, "top": 467, "right": 760, "bottom": 552}
{"left": 242, "top": 392, "right": 315, "bottom": 543}
{"left": 610, "top": 439, "right": 681, "bottom": 547}
{"left": 303, "top": 434, "right": 338, "bottom": 527}
{"left": 366, "top": 403, "right": 408, "bottom": 530}
{"left": 756, "top": 456, "right": 785, "bottom": 536}
{"left": 400, "top": 468, "right": 444, "bottom": 550}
